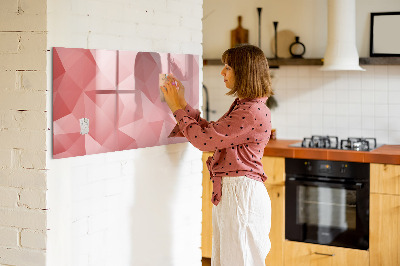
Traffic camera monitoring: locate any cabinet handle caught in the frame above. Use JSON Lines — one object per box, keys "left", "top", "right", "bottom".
{"left": 314, "top": 252, "right": 335, "bottom": 257}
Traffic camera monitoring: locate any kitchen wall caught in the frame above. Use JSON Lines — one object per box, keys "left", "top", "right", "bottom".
{"left": 203, "top": 0, "right": 400, "bottom": 144}
{"left": 46, "top": 1, "right": 203, "bottom": 266}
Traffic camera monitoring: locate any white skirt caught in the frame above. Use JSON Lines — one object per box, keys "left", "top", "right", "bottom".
{"left": 212, "top": 176, "right": 271, "bottom": 266}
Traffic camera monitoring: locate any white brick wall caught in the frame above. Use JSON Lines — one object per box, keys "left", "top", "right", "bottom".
{"left": 46, "top": 1, "right": 203, "bottom": 266}
{"left": 0, "top": 0, "right": 48, "bottom": 265}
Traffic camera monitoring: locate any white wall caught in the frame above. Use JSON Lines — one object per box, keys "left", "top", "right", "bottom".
{"left": 203, "top": 0, "right": 400, "bottom": 58}
{"left": 46, "top": 0, "right": 203, "bottom": 266}
{"left": 203, "top": 0, "right": 400, "bottom": 145}
{"left": 0, "top": 0, "right": 48, "bottom": 265}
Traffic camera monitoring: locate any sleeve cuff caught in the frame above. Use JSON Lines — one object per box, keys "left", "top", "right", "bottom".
{"left": 184, "top": 104, "right": 200, "bottom": 118}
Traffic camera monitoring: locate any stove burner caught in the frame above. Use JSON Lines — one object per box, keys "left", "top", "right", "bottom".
{"left": 340, "top": 137, "right": 377, "bottom": 151}
{"left": 301, "top": 135, "right": 339, "bottom": 149}
{"left": 295, "top": 136, "right": 379, "bottom": 151}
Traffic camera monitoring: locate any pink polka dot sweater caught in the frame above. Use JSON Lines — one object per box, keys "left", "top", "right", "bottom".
{"left": 169, "top": 97, "right": 272, "bottom": 206}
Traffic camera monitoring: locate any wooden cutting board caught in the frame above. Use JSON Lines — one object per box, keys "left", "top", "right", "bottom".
{"left": 231, "top": 16, "right": 249, "bottom": 48}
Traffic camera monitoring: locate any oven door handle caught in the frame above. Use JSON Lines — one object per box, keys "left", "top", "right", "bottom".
{"left": 286, "top": 177, "right": 364, "bottom": 189}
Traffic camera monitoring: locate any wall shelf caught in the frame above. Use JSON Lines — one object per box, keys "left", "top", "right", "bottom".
{"left": 359, "top": 57, "right": 400, "bottom": 65}
{"left": 203, "top": 57, "right": 400, "bottom": 67}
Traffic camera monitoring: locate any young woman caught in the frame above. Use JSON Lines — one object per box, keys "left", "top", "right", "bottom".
{"left": 161, "top": 44, "right": 273, "bottom": 266}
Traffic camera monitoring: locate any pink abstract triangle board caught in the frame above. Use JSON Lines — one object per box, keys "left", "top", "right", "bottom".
{"left": 52, "top": 47, "right": 199, "bottom": 159}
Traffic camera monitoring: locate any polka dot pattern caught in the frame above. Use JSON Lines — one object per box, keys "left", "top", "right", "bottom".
{"left": 169, "top": 97, "right": 272, "bottom": 206}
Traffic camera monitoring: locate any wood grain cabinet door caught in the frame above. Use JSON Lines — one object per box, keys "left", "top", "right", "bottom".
{"left": 284, "top": 241, "right": 369, "bottom": 266}
{"left": 370, "top": 193, "right": 400, "bottom": 266}
{"left": 262, "top": 156, "right": 285, "bottom": 186}
{"left": 370, "top": 163, "right": 400, "bottom": 195}
{"left": 202, "top": 152, "right": 213, "bottom": 258}
{"left": 264, "top": 184, "right": 285, "bottom": 266}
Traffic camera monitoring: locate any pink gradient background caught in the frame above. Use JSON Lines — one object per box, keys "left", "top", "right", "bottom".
{"left": 52, "top": 47, "right": 199, "bottom": 159}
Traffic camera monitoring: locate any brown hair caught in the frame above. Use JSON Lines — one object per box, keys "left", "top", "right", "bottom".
{"left": 221, "top": 44, "right": 273, "bottom": 99}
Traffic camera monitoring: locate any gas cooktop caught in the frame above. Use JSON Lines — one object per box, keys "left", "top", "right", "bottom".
{"left": 289, "top": 135, "right": 383, "bottom": 151}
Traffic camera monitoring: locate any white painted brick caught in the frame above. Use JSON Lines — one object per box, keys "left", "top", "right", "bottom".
{"left": 0, "top": 187, "right": 19, "bottom": 208}
{"left": 152, "top": 10, "right": 180, "bottom": 27}
{"left": 20, "top": 149, "right": 46, "bottom": 170}
{"left": 0, "top": 71, "right": 16, "bottom": 90}
{"left": 87, "top": 212, "right": 109, "bottom": 233}
{"left": 190, "top": 3, "right": 203, "bottom": 19}
{"left": 190, "top": 160, "right": 203, "bottom": 174}
{"left": 19, "top": 189, "right": 46, "bottom": 209}
{"left": 129, "top": 0, "right": 167, "bottom": 13}
{"left": 0, "top": 13, "right": 46, "bottom": 32}
{"left": 20, "top": 229, "right": 46, "bottom": 250}
{"left": 135, "top": 24, "right": 170, "bottom": 40}
{"left": 105, "top": 178, "right": 123, "bottom": 196}
{"left": 87, "top": 164, "right": 108, "bottom": 183}
{"left": 0, "top": 33, "right": 47, "bottom": 71}
{"left": 166, "top": 0, "right": 192, "bottom": 15}
{"left": 19, "top": 0, "right": 47, "bottom": 15}
{"left": 0, "top": 169, "right": 47, "bottom": 189}
{"left": 87, "top": 33, "right": 124, "bottom": 51}
{"left": 72, "top": 218, "right": 88, "bottom": 237}
{"left": 180, "top": 41, "right": 202, "bottom": 54}
{"left": 1, "top": 110, "right": 47, "bottom": 131}
{"left": 0, "top": 90, "right": 46, "bottom": 111}
{"left": 0, "top": 149, "right": 12, "bottom": 169}
{"left": 0, "top": 208, "right": 46, "bottom": 230}
{"left": 0, "top": 227, "right": 19, "bottom": 247}
{"left": 0, "top": 32, "right": 20, "bottom": 54}
{"left": 0, "top": 247, "right": 45, "bottom": 266}
{"left": 180, "top": 16, "right": 202, "bottom": 30}
{"left": 17, "top": 70, "right": 47, "bottom": 91}
{"left": 0, "top": 129, "right": 46, "bottom": 150}
{"left": 0, "top": 0, "right": 18, "bottom": 13}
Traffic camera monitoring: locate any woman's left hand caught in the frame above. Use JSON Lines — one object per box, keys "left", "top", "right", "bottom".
{"left": 161, "top": 78, "right": 183, "bottom": 113}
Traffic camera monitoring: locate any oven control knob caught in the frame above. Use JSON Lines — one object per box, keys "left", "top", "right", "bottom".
{"left": 340, "top": 164, "right": 347, "bottom": 174}
{"left": 304, "top": 161, "right": 312, "bottom": 171}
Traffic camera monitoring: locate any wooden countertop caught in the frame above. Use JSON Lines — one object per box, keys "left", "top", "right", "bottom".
{"left": 263, "top": 139, "right": 400, "bottom": 165}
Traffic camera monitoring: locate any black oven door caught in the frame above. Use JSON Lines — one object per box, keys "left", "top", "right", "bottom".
{"left": 285, "top": 177, "right": 369, "bottom": 250}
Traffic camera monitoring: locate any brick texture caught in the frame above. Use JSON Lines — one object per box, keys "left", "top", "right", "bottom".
{"left": 0, "top": 0, "right": 47, "bottom": 264}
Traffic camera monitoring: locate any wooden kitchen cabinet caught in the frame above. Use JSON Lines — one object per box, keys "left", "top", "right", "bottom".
{"left": 202, "top": 152, "right": 213, "bottom": 258}
{"left": 284, "top": 241, "right": 369, "bottom": 266}
{"left": 201, "top": 154, "right": 286, "bottom": 266}
{"left": 370, "top": 163, "right": 400, "bottom": 266}
{"left": 262, "top": 156, "right": 285, "bottom": 266}
{"left": 264, "top": 184, "right": 285, "bottom": 266}
{"left": 370, "top": 163, "right": 400, "bottom": 195}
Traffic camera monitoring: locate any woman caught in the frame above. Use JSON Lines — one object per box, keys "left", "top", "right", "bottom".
{"left": 161, "top": 44, "right": 273, "bottom": 266}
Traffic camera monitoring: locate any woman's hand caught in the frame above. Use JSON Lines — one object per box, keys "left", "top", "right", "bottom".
{"left": 161, "top": 77, "right": 183, "bottom": 113}
{"left": 168, "top": 74, "right": 187, "bottom": 109}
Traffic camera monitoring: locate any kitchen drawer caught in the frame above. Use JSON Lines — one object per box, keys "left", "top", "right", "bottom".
{"left": 284, "top": 241, "right": 369, "bottom": 266}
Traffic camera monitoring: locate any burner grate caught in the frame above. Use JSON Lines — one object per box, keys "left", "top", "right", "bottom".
{"left": 340, "top": 137, "right": 377, "bottom": 151}
{"left": 301, "top": 135, "right": 339, "bottom": 149}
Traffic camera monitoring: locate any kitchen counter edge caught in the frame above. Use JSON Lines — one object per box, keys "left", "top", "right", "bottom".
{"left": 263, "top": 139, "right": 400, "bottom": 165}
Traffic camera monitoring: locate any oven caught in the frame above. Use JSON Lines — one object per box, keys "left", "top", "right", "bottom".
{"left": 285, "top": 158, "right": 370, "bottom": 250}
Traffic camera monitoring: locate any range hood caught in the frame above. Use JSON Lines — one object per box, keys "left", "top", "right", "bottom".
{"left": 320, "top": 0, "right": 365, "bottom": 71}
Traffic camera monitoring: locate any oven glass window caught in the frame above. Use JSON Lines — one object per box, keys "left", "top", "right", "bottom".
{"left": 297, "top": 186, "right": 356, "bottom": 230}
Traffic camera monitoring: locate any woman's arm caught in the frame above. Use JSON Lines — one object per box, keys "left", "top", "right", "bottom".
{"left": 173, "top": 106, "right": 257, "bottom": 152}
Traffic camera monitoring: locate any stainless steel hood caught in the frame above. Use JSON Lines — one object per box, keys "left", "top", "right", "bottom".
{"left": 320, "top": 0, "right": 365, "bottom": 71}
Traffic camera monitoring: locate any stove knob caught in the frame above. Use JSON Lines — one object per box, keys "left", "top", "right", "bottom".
{"left": 305, "top": 162, "right": 312, "bottom": 171}
{"left": 340, "top": 164, "right": 347, "bottom": 174}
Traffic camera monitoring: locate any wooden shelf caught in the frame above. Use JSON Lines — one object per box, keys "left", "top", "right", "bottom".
{"left": 359, "top": 57, "right": 400, "bottom": 65}
{"left": 203, "top": 58, "right": 323, "bottom": 67}
{"left": 203, "top": 57, "right": 400, "bottom": 67}
{"left": 268, "top": 58, "right": 322, "bottom": 67}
